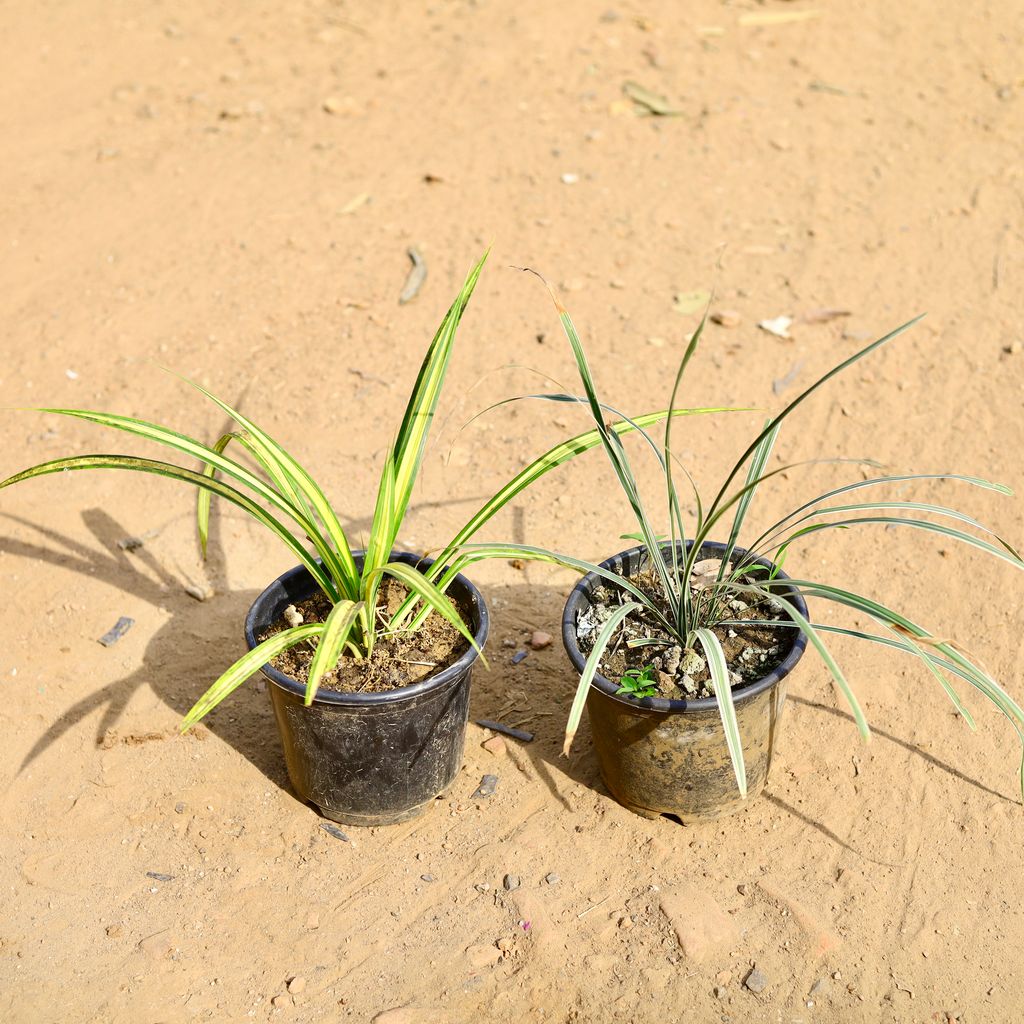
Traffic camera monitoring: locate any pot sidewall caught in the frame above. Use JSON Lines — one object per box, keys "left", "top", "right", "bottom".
{"left": 247, "top": 551, "right": 489, "bottom": 826}
{"left": 562, "top": 541, "right": 806, "bottom": 821}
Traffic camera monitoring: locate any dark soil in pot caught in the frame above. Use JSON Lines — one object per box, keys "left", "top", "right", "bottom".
{"left": 577, "top": 561, "right": 790, "bottom": 700}
{"left": 562, "top": 541, "right": 808, "bottom": 824}
{"left": 247, "top": 551, "right": 489, "bottom": 828}
{"left": 258, "top": 577, "right": 472, "bottom": 694}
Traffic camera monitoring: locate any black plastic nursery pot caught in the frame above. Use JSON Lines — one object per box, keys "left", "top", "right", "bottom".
{"left": 561, "top": 541, "right": 808, "bottom": 823}
{"left": 245, "top": 551, "right": 489, "bottom": 827}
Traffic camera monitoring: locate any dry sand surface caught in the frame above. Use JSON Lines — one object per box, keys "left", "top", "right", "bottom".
{"left": 2, "top": 2, "right": 1023, "bottom": 1022}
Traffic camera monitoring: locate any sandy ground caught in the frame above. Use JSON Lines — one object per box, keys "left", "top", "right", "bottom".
{"left": 2, "top": 1, "right": 1023, "bottom": 1021}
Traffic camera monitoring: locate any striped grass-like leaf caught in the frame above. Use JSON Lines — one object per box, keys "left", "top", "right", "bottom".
{"left": 304, "top": 600, "right": 364, "bottom": 705}
{"left": 553, "top": 301, "right": 680, "bottom": 624}
{"left": 389, "top": 252, "right": 488, "bottom": 538}
{"left": 0, "top": 454, "right": 339, "bottom": 599}
{"left": 664, "top": 312, "right": 709, "bottom": 631}
{"left": 564, "top": 601, "right": 642, "bottom": 756}
{"left": 173, "top": 377, "right": 361, "bottom": 598}
{"left": 181, "top": 623, "right": 322, "bottom": 729}
{"left": 28, "top": 407, "right": 349, "bottom": 587}
{"left": 720, "top": 617, "right": 978, "bottom": 729}
{"left": 705, "top": 315, "right": 925, "bottom": 519}
{"left": 764, "top": 515, "right": 1024, "bottom": 570}
{"left": 756, "top": 588, "right": 871, "bottom": 741}
{"left": 694, "top": 627, "right": 746, "bottom": 797}
{"left": 361, "top": 452, "right": 397, "bottom": 652}
{"left": 394, "top": 409, "right": 725, "bottom": 632}
{"left": 366, "top": 560, "right": 487, "bottom": 667}
{"left": 197, "top": 430, "right": 319, "bottom": 559}
{"left": 782, "top": 579, "right": 1024, "bottom": 729}
{"left": 721, "top": 421, "right": 778, "bottom": 575}
{"left": 747, "top": 472, "right": 1014, "bottom": 555}
{"left": 437, "top": 542, "right": 677, "bottom": 637}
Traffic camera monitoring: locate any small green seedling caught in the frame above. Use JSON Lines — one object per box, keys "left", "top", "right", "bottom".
{"left": 616, "top": 665, "right": 659, "bottom": 699}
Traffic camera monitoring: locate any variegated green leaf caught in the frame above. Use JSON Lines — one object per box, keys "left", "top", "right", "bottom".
{"left": 694, "top": 627, "right": 747, "bottom": 797}
{"left": 181, "top": 623, "right": 322, "bottom": 729}
{"left": 305, "top": 600, "right": 364, "bottom": 705}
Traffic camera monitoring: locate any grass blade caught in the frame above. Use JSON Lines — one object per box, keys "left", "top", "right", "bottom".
{"left": 0, "top": 454, "right": 340, "bottom": 599}
{"left": 428, "top": 410, "right": 718, "bottom": 580}
{"left": 198, "top": 430, "right": 319, "bottom": 558}
{"left": 389, "top": 252, "right": 488, "bottom": 537}
{"left": 765, "top": 516, "right": 1024, "bottom": 570}
{"left": 548, "top": 293, "right": 679, "bottom": 621}
{"left": 763, "top": 590, "right": 871, "bottom": 741}
{"left": 694, "top": 627, "right": 747, "bottom": 797}
{"left": 440, "top": 542, "right": 677, "bottom": 635}
{"left": 361, "top": 452, "right": 397, "bottom": 631}
{"left": 664, "top": 312, "right": 709, "bottom": 631}
{"left": 748, "top": 472, "right": 1014, "bottom": 555}
{"left": 181, "top": 623, "right": 322, "bottom": 729}
{"left": 766, "top": 501, "right": 1022, "bottom": 561}
{"left": 305, "top": 600, "right": 364, "bottom": 705}
{"left": 707, "top": 315, "right": 925, "bottom": 520}
{"left": 563, "top": 601, "right": 642, "bottom": 756}
{"left": 367, "top": 561, "right": 486, "bottom": 667}
{"left": 170, "top": 378, "right": 361, "bottom": 597}
{"left": 721, "top": 617, "right": 978, "bottom": 729}
{"left": 722, "top": 421, "right": 779, "bottom": 570}
{"left": 29, "top": 407, "right": 347, "bottom": 589}
{"left": 780, "top": 579, "right": 1024, "bottom": 795}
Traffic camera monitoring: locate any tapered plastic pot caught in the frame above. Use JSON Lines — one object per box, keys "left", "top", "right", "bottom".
{"left": 561, "top": 541, "right": 807, "bottom": 823}
{"left": 246, "top": 551, "right": 489, "bottom": 827}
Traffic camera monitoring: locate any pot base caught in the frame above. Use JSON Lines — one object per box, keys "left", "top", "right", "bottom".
{"left": 315, "top": 792, "right": 442, "bottom": 828}
{"left": 248, "top": 553, "right": 489, "bottom": 829}
{"left": 600, "top": 771, "right": 765, "bottom": 824}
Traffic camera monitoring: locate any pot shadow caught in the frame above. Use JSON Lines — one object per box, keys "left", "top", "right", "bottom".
{"left": 5, "top": 489, "right": 493, "bottom": 794}
{"left": 787, "top": 694, "right": 1013, "bottom": 805}
{"left": 3, "top": 508, "right": 290, "bottom": 784}
{"left": 466, "top": 580, "right": 607, "bottom": 812}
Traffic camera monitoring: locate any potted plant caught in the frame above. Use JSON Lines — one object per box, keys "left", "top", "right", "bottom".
{"left": 2, "top": 256, "right": 494, "bottom": 824}
{"left": 447, "top": 276, "right": 1024, "bottom": 822}
{"left": 1, "top": 254, "right": 723, "bottom": 826}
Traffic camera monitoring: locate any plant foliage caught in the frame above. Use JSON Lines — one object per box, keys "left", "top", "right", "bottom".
{"left": 1, "top": 253, "right": 728, "bottom": 728}
{"left": 447, "top": 275, "right": 1024, "bottom": 799}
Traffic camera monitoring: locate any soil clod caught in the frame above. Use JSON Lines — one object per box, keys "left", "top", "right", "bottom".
{"left": 744, "top": 966, "right": 768, "bottom": 994}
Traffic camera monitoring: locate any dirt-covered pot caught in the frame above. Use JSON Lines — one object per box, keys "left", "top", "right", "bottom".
{"left": 246, "top": 551, "right": 489, "bottom": 827}
{"left": 561, "top": 541, "right": 807, "bottom": 823}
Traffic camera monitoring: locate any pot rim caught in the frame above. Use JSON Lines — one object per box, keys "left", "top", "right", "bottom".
{"left": 245, "top": 550, "right": 489, "bottom": 706}
{"left": 561, "top": 540, "right": 808, "bottom": 713}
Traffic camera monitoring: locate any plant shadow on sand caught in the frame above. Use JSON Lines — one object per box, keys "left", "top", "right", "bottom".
{"left": 5, "top": 513, "right": 1014, "bottom": 835}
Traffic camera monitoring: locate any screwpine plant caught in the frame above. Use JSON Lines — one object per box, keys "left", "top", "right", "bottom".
{"left": 440, "top": 276, "right": 1024, "bottom": 799}
{"left": 1, "top": 253, "right": 734, "bottom": 730}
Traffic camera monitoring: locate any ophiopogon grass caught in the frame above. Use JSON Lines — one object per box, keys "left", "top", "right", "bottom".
{"left": 446, "top": 272, "right": 1024, "bottom": 800}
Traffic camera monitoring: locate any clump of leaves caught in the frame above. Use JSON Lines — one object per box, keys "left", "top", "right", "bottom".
{"left": 1, "top": 254, "right": 732, "bottom": 729}
{"left": 446, "top": 273, "right": 1024, "bottom": 800}
{"left": 616, "top": 665, "right": 659, "bottom": 699}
